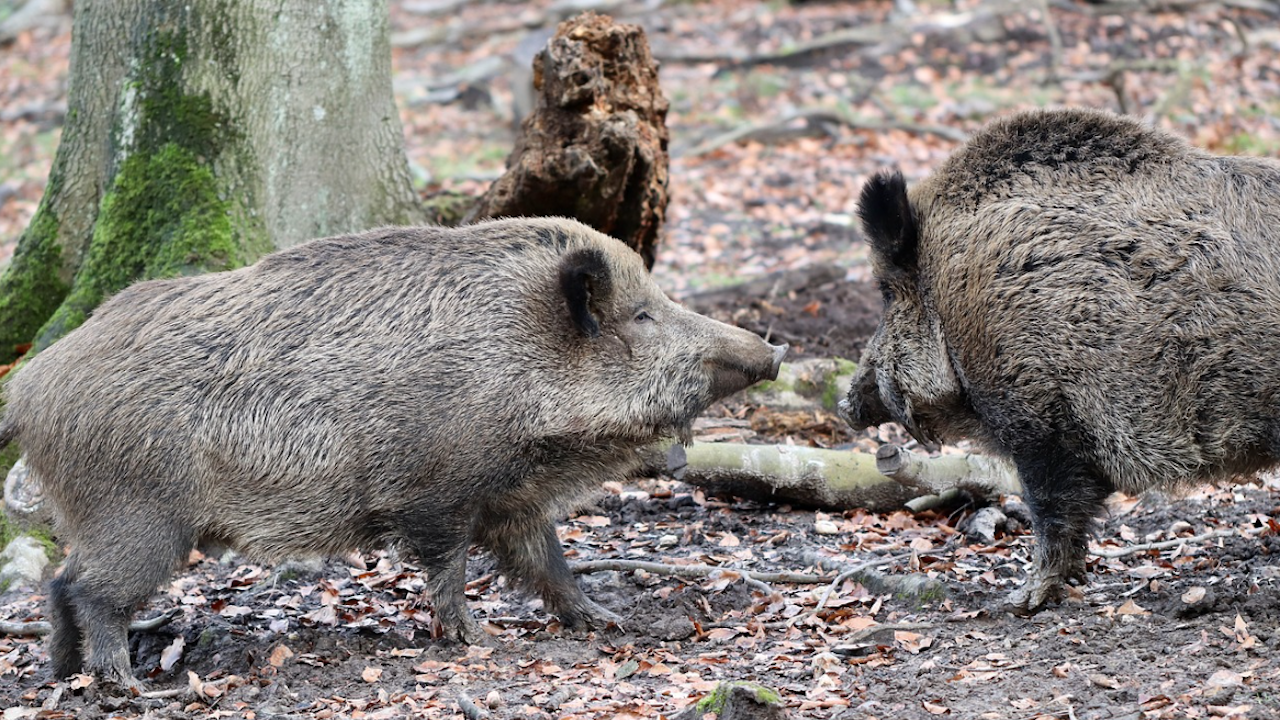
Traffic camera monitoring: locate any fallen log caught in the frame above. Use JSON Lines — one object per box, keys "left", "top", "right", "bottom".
{"left": 668, "top": 442, "right": 1021, "bottom": 512}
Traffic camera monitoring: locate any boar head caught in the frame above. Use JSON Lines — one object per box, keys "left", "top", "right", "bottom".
{"left": 839, "top": 169, "right": 963, "bottom": 448}
{"left": 549, "top": 238, "right": 787, "bottom": 445}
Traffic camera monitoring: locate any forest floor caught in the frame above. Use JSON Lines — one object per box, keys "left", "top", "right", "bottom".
{"left": 3, "top": 1, "right": 1280, "bottom": 719}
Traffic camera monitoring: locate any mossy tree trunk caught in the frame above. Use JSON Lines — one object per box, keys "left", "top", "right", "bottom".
{"left": 0, "top": 0, "right": 424, "bottom": 363}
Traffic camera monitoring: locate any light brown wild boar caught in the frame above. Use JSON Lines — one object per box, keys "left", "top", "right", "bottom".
{"left": 841, "top": 107, "right": 1280, "bottom": 613}
{"left": 0, "top": 217, "right": 787, "bottom": 688}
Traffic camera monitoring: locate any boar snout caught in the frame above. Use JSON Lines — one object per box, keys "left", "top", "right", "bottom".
{"left": 840, "top": 367, "right": 894, "bottom": 430}
{"left": 767, "top": 343, "right": 787, "bottom": 380}
{"left": 707, "top": 337, "right": 788, "bottom": 399}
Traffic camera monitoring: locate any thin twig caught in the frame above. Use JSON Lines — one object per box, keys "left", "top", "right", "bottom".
{"left": 139, "top": 687, "right": 191, "bottom": 700}
{"left": 458, "top": 692, "right": 491, "bottom": 720}
{"left": 0, "top": 608, "right": 181, "bottom": 637}
{"left": 572, "top": 558, "right": 830, "bottom": 584}
{"left": 815, "top": 556, "right": 907, "bottom": 613}
{"left": 828, "top": 621, "right": 935, "bottom": 655}
{"left": 1092, "top": 525, "right": 1268, "bottom": 559}
{"left": 1034, "top": 0, "right": 1064, "bottom": 79}
{"left": 680, "top": 109, "right": 967, "bottom": 158}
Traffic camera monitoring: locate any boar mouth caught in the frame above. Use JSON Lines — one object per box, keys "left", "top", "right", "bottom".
{"left": 843, "top": 370, "right": 942, "bottom": 451}
{"left": 708, "top": 365, "right": 754, "bottom": 400}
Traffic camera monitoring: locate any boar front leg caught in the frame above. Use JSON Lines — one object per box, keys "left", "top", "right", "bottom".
{"left": 405, "top": 520, "right": 485, "bottom": 644}
{"left": 1007, "top": 441, "right": 1113, "bottom": 613}
{"left": 476, "top": 514, "right": 622, "bottom": 631}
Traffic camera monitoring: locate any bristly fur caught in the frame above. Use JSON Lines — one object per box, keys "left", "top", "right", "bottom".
{"left": 843, "top": 107, "right": 1280, "bottom": 613}
{"left": 2, "top": 216, "right": 785, "bottom": 687}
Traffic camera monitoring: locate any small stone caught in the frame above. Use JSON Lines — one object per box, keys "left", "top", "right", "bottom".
{"left": 0, "top": 535, "right": 50, "bottom": 590}
{"left": 1181, "top": 586, "right": 1208, "bottom": 605}
{"left": 813, "top": 520, "right": 840, "bottom": 535}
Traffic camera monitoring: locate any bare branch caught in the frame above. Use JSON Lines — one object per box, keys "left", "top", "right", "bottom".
{"left": 1092, "top": 525, "right": 1268, "bottom": 559}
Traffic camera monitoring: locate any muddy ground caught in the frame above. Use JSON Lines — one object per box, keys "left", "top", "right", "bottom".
{"left": 1, "top": 272, "right": 1278, "bottom": 719}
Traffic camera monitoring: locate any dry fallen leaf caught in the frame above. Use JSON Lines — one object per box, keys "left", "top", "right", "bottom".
{"left": 1117, "top": 599, "right": 1149, "bottom": 616}
{"left": 1089, "top": 674, "right": 1121, "bottom": 689}
{"left": 1232, "top": 614, "right": 1256, "bottom": 650}
{"left": 362, "top": 666, "right": 383, "bottom": 683}
{"left": 69, "top": 674, "right": 94, "bottom": 690}
{"left": 268, "top": 644, "right": 294, "bottom": 667}
{"left": 1182, "top": 586, "right": 1207, "bottom": 604}
{"left": 813, "top": 520, "right": 840, "bottom": 535}
{"left": 187, "top": 670, "right": 204, "bottom": 696}
{"left": 485, "top": 690, "right": 503, "bottom": 709}
{"left": 160, "top": 636, "right": 185, "bottom": 672}
{"left": 922, "top": 700, "right": 950, "bottom": 715}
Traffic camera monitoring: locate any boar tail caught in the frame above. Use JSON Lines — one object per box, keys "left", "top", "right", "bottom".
{"left": 0, "top": 415, "right": 13, "bottom": 450}
{"left": 857, "top": 168, "right": 919, "bottom": 271}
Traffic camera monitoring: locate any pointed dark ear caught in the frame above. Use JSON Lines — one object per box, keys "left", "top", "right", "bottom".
{"left": 559, "top": 248, "right": 613, "bottom": 338}
{"left": 857, "top": 168, "right": 918, "bottom": 270}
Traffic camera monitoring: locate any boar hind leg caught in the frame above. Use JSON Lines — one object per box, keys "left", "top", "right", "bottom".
{"left": 1008, "top": 443, "right": 1112, "bottom": 614}
{"left": 58, "top": 521, "right": 194, "bottom": 688}
{"left": 477, "top": 516, "right": 621, "bottom": 631}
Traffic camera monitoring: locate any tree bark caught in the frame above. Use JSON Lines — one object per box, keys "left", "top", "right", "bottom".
{"left": 464, "top": 12, "right": 669, "bottom": 268}
{"left": 0, "top": 0, "right": 423, "bottom": 362}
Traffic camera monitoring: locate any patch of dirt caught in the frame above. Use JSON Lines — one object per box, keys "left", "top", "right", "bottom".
{"left": 2, "top": 476, "right": 1277, "bottom": 719}
{"left": 689, "top": 269, "right": 884, "bottom": 361}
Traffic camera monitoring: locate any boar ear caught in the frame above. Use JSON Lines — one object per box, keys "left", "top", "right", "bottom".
{"left": 857, "top": 168, "right": 918, "bottom": 270}
{"left": 559, "top": 248, "right": 613, "bottom": 338}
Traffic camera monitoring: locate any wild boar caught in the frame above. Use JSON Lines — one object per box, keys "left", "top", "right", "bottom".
{"left": 0, "top": 217, "right": 787, "bottom": 687}
{"left": 840, "top": 107, "right": 1280, "bottom": 612}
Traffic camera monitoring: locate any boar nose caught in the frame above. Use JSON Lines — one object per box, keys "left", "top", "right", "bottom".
{"left": 767, "top": 343, "right": 787, "bottom": 381}
{"left": 841, "top": 372, "right": 893, "bottom": 430}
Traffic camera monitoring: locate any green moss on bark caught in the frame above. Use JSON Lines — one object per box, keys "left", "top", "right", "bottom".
{"left": 0, "top": 207, "right": 70, "bottom": 362}
{"left": 0, "top": 437, "right": 20, "bottom": 479}
{"left": 694, "top": 682, "right": 783, "bottom": 715}
{"left": 36, "top": 143, "right": 238, "bottom": 345}
{"left": 32, "top": 27, "right": 247, "bottom": 349}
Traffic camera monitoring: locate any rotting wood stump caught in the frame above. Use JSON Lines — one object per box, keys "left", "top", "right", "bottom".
{"left": 466, "top": 12, "right": 669, "bottom": 268}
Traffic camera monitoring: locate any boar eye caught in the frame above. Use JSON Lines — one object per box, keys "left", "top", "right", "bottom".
{"left": 634, "top": 310, "right": 654, "bottom": 324}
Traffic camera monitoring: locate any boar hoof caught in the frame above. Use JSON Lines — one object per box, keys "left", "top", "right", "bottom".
{"left": 439, "top": 616, "right": 488, "bottom": 646}
{"left": 84, "top": 670, "right": 143, "bottom": 696}
{"left": 1005, "top": 574, "right": 1067, "bottom": 615}
{"left": 559, "top": 599, "right": 623, "bottom": 632}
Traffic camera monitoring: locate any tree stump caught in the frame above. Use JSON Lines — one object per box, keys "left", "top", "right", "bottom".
{"left": 465, "top": 12, "right": 669, "bottom": 268}
{"left": 674, "top": 682, "right": 790, "bottom": 720}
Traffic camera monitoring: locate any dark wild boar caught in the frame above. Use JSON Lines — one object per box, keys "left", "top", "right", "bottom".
{"left": 840, "top": 107, "right": 1280, "bottom": 612}
{"left": 0, "top": 217, "right": 786, "bottom": 688}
